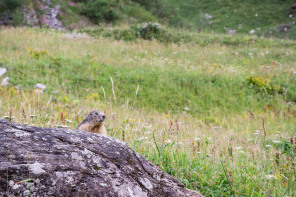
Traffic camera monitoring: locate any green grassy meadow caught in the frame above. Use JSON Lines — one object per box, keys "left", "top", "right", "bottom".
{"left": 1, "top": 27, "right": 296, "bottom": 196}
{"left": 2, "top": 0, "right": 296, "bottom": 39}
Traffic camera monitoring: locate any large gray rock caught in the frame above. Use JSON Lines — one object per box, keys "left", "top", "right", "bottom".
{"left": 0, "top": 119, "right": 203, "bottom": 197}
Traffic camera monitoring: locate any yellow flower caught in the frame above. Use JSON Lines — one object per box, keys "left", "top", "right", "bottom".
{"left": 276, "top": 174, "right": 281, "bottom": 179}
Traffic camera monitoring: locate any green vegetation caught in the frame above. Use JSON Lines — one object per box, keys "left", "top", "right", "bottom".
{"left": 0, "top": 28, "right": 296, "bottom": 196}
{"left": 1, "top": 0, "right": 296, "bottom": 39}
{"left": 0, "top": 0, "right": 25, "bottom": 25}
{"left": 0, "top": 0, "right": 23, "bottom": 11}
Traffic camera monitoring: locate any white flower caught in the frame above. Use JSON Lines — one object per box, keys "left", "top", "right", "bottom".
{"left": 136, "top": 137, "right": 148, "bottom": 141}
{"left": 249, "top": 30, "right": 255, "bottom": 34}
{"left": 273, "top": 141, "right": 281, "bottom": 143}
{"left": 165, "top": 140, "right": 172, "bottom": 144}
{"left": 34, "top": 83, "right": 46, "bottom": 91}
{"left": 204, "top": 13, "right": 213, "bottom": 19}
{"left": 265, "top": 175, "right": 277, "bottom": 179}
{"left": 234, "top": 147, "right": 241, "bottom": 150}
{"left": 228, "top": 29, "right": 236, "bottom": 34}
{"left": 194, "top": 138, "right": 201, "bottom": 141}
{"left": 265, "top": 145, "right": 272, "bottom": 148}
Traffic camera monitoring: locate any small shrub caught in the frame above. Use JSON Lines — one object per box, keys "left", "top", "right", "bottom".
{"left": 29, "top": 49, "right": 48, "bottom": 59}
{"left": 247, "top": 75, "right": 280, "bottom": 94}
{"left": 203, "top": 116, "right": 216, "bottom": 125}
{"left": 137, "top": 22, "right": 163, "bottom": 40}
{"left": 79, "top": 0, "right": 118, "bottom": 24}
{"left": 0, "top": 0, "right": 23, "bottom": 12}
{"left": 276, "top": 140, "right": 295, "bottom": 159}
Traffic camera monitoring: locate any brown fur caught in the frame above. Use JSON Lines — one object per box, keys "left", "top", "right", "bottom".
{"left": 77, "top": 111, "right": 107, "bottom": 135}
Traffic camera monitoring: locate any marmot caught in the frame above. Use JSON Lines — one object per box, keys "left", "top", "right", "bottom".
{"left": 77, "top": 111, "right": 107, "bottom": 135}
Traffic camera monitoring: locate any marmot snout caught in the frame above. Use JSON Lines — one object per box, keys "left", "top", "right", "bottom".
{"left": 77, "top": 110, "right": 107, "bottom": 135}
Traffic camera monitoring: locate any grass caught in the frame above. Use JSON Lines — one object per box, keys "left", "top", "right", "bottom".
{"left": 2, "top": 0, "right": 296, "bottom": 39}
{"left": 1, "top": 27, "right": 296, "bottom": 196}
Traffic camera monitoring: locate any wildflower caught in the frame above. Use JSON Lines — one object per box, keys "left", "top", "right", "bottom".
{"left": 249, "top": 30, "right": 255, "bottom": 34}
{"left": 228, "top": 29, "right": 236, "bottom": 34}
{"left": 136, "top": 137, "right": 148, "bottom": 141}
{"left": 204, "top": 13, "right": 213, "bottom": 19}
{"left": 276, "top": 174, "right": 281, "bottom": 179}
{"left": 194, "top": 138, "right": 201, "bottom": 141}
{"left": 234, "top": 147, "right": 241, "bottom": 150}
{"left": 35, "top": 88, "right": 43, "bottom": 93}
{"left": 34, "top": 83, "right": 46, "bottom": 91}
{"left": 273, "top": 141, "right": 281, "bottom": 143}
{"left": 265, "top": 145, "right": 272, "bottom": 148}
{"left": 65, "top": 119, "right": 73, "bottom": 123}
{"left": 265, "top": 175, "right": 277, "bottom": 179}
{"left": 164, "top": 140, "right": 172, "bottom": 144}
{"left": 184, "top": 107, "right": 189, "bottom": 111}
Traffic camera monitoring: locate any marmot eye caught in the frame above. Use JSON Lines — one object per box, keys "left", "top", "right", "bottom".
{"left": 95, "top": 112, "right": 98, "bottom": 115}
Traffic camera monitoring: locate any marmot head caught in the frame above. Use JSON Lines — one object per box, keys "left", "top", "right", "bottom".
{"left": 88, "top": 111, "right": 106, "bottom": 125}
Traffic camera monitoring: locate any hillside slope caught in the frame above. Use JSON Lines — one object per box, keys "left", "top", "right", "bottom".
{"left": 0, "top": 28, "right": 296, "bottom": 196}
{"left": 1, "top": 0, "right": 296, "bottom": 39}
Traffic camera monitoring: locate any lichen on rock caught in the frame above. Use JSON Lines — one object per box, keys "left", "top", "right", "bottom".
{"left": 0, "top": 119, "right": 203, "bottom": 197}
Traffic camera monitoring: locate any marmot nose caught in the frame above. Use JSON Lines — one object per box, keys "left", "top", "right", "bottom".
{"left": 102, "top": 115, "right": 106, "bottom": 119}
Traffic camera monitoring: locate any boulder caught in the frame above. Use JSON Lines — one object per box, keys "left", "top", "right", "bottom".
{"left": 1, "top": 77, "right": 9, "bottom": 86}
{"left": 0, "top": 119, "right": 203, "bottom": 197}
{"left": 0, "top": 67, "right": 7, "bottom": 77}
